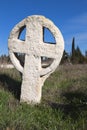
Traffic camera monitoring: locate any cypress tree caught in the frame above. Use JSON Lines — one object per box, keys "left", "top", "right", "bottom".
{"left": 72, "top": 37, "right": 75, "bottom": 55}
{"left": 71, "top": 37, "right": 76, "bottom": 63}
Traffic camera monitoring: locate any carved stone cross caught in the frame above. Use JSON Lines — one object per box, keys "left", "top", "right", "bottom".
{"left": 8, "top": 15, "right": 64, "bottom": 104}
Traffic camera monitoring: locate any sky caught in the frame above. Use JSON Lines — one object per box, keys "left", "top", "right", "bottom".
{"left": 0, "top": 0, "right": 87, "bottom": 55}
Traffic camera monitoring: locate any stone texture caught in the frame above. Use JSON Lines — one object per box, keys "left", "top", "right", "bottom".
{"left": 8, "top": 15, "right": 64, "bottom": 104}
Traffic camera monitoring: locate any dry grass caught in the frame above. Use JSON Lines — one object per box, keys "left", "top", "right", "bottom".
{"left": 0, "top": 64, "right": 87, "bottom": 129}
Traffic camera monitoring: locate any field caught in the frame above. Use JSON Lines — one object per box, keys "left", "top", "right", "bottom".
{"left": 0, "top": 64, "right": 87, "bottom": 130}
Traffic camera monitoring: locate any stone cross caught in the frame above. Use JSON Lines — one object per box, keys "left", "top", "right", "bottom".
{"left": 8, "top": 15, "right": 64, "bottom": 104}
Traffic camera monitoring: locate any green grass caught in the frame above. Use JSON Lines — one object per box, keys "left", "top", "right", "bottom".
{"left": 0, "top": 65, "right": 87, "bottom": 130}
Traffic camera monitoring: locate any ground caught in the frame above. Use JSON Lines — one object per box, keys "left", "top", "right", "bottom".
{"left": 0, "top": 64, "right": 87, "bottom": 130}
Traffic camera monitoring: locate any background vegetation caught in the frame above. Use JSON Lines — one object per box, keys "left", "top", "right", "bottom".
{"left": 61, "top": 37, "right": 87, "bottom": 64}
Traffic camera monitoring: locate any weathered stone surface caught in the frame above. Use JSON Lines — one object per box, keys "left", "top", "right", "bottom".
{"left": 8, "top": 15, "right": 64, "bottom": 104}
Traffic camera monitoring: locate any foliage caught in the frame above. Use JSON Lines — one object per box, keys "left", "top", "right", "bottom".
{"left": 71, "top": 37, "right": 87, "bottom": 64}
{"left": 0, "top": 65, "right": 87, "bottom": 129}
{"left": 61, "top": 37, "right": 87, "bottom": 64}
{"left": 72, "top": 37, "right": 75, "bottom": 56}
{"left": 0, "top": 55, "right": 11, "bottom": 64}
{"left": 60, "top": 50, "right": 70, "bottom": 64}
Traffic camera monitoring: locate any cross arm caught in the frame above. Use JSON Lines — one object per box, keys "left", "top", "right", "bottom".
{"left": 8, "top": 39, "right": 26, "bottom": 54}
{"left": 40, "top": 43, "right": 59, "bottom": 59}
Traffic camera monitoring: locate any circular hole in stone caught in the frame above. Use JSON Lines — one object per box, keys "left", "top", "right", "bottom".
{"left": 41, "top": 57, "right": 54, "bottom": 68}
{"left": 43, "top": 27, "right": 56, "bottom": 44}
{"left": 14, "top": 53, "right": 25, "bottom": 67}
{"left": 41, "top": 27, "right": 55, "bottom": 68}
{"left": 14, "top": 26, "right": 26, "bottom": 67}
{"left": 18, "top": 26, "right": 26, "bottom": 41}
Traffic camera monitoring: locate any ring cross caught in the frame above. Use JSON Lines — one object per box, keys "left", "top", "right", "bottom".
{"left": 8, "top": 15, "right": 64, "bottom": 104}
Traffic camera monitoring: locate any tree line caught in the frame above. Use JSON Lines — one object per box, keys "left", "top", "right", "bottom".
{"left": 61, "top": 37, "right": 87, "bottom": 64}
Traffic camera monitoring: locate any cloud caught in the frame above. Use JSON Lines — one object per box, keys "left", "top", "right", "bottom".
{"left": 75, "top": 32, "right": 87, "bottom": 44}
{"left": 69, "top": 13, "right": 87, "bottom": 25}
{"left": 65, "top": 31, "right": 87, "bottom": 46}
{"left": 64, "top": 13, "right": 87, "bottom": 44}
{"left": 64, "top": 13, "right": 87, "bottom": 33}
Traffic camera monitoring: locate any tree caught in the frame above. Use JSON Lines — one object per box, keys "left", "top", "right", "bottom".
{"left": 75, "top": 46, "right": 84, "bottom": 63}
{"left": 85, "top": 50, "right": 87, "bottom": 57}
{"left": 60, "top": 50, "right": 70, "bottom": 64}
{"left": 71, "top": 37, "right": 76, "bottom": 63}
{"left": 72, "top": 37, "right": 75, "bottom": 55}
{"left": 70, "top": 37, "right": 85, "bottom": 64}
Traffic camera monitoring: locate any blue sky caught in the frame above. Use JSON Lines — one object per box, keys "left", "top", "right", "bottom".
{"left": 0, "top": 0, "right": 87, "bottom": 55}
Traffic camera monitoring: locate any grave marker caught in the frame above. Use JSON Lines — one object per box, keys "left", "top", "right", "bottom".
{"left": 8, "top": 15, "right": 64, "bottom": 104}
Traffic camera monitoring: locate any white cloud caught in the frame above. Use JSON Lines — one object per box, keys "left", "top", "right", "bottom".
{"left": 64, "top": 13, "right": 87, "bottom": 33}
{"left": 69, "top": 13, "right": 87, "bottom": 25}
{"left": 75, "top": 32, "right": 87, "bottom": 44}
{"left": 60, "top": 13, "right": 87, "bottom": 54}
{"left": 65, "top": 32, "right": 87, "bottom": 47}
{"left": 64, "top": 13, "right": 87, "bottom": 44}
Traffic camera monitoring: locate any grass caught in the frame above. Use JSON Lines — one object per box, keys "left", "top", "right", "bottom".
{"left": 0, "top": 64, "right": 87, "bottom": 129}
